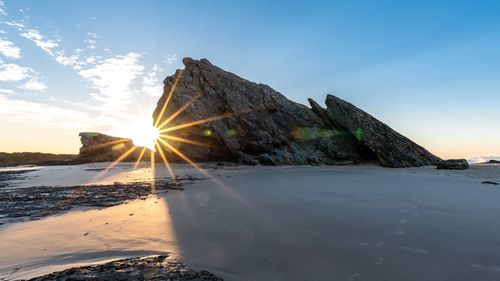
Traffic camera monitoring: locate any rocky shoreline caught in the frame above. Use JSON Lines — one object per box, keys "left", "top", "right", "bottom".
{"left": 0, "top": 171, "right": 205, "bottom": 225}
{"left": 0, "top": 167, "right": 221, "bottom": 280}
{"left": 29, "top": 255, "right": 223, "bottom": 281}
{"left": 0, "top": 169, "right": 33, "bottom": 189}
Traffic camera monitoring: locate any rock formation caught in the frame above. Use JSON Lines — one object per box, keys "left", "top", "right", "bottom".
{"left": 78, "top": 132, "right": 142, "bottom": 162}
{"left": 315, "top": 95, "right": 441, "bottom": 167}
{"left": 152, "top": 57, "right": 440, "bottom": 167}
{"left": 436, "top": 159, "right": 469, "bottom": 170}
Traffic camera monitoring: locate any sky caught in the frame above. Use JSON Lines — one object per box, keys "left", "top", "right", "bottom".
{"left": 0, "top": 0, "right": 499, "bottom": 160}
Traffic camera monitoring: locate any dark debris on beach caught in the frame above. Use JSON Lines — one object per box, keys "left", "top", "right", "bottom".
{"left": 0, "top": 175, "right": 205, "bottom": 225}
{"left": 29, "top": 255, "right": 223, "bottom": 281}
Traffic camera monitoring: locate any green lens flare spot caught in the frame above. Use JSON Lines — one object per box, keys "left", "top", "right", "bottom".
{"left": 225, "top": 128, "right": 237, "bottom": 137}
{"left": 355, "top": 128, "right": 364, "bottom": 141}
{"left": 203, "top": 128, "right": 213, "bottom": 137}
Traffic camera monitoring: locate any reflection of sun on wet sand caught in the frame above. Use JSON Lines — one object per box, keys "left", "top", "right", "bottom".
{"left": 0, "top": 195, "right": 176, "bottom": 280}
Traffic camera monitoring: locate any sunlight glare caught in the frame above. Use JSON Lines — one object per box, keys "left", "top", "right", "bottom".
{"left": 131, "top": 125, "right": 160, "bottom": 150}
{"left": 112, "top": 118, "right": 160, "bottom": 151}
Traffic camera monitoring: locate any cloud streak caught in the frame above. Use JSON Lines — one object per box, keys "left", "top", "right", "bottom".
{"left": 0, "top": 1, "right": 6, "bottom": 16}
{"left": 21, "top": 29, "right": 58, "bottom": 55}
{"left": 20, "top": 79, "right": 47, "bottom": 91}
{"left": 0, "top": 94, "right": 93, "bottom": 129}
{"left": 142, "top": 65, "right": 163, "bottom": 97}
{"left": 0, "top": 61, "right": 31, "bottom": 81}
{"left": 0, "top": 37, "right": 21, "bottom": 58}
{"left": 78, "top": 52, "right": 144, "bottom": 113}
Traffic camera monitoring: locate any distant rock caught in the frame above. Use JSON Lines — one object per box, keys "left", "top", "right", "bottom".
{"left": 0, "top": 152, "right": 77, "bottom": 167}
{"left": 152, "top": 57, "right": 440, "bottom": 167}
{"left": 482, "top": 160, "right": 500, "bottom": 164}
{"left": 436, "top": 159, "right": 469, "bottom": 170}
{"left": 482, "top": 181, "right": 498, "bottom": 185}
{"left": 78, "top": 132, "right": 139, "bottom": 162}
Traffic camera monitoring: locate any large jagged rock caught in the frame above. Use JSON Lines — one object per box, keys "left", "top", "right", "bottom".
{"left": 152, "top": 57, "right": 439, "bottom": 167}
{"left": 78, "top": 132, "right": 139, "bottom": 162}
{"left": 318, "top": 95, "right": 441, "bottom": 167}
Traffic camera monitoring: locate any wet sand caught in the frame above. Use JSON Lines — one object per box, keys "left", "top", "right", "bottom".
{"left": 1, "top": 164, "right": 499, "bottom": 280}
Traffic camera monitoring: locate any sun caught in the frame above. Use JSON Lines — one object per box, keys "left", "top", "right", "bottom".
{"left": 111, "top": 118, "right": 160, "bottom": 151}
{"left": 129, "top": 124, "right": 160, "bottom": 151}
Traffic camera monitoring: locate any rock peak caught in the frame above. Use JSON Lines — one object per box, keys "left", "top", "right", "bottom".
{"left": 182, "top": 57, "right": 213, "bottom": 67}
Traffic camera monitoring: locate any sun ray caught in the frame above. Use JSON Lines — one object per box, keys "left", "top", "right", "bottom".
{"left": 153, "top": 71, "right": 183, "bottom": 128}
{"left": 133, "top": 147, "right": 147, "bottom": 169}
{"left": 90, "top": 146, "right": 138, "bottom": 183}
{"left": 157, "top": 138, "right": 207, "bottom": 175}
{"left": 155, "top": 140, "right": 176, "bottom": 181}
{"left": 159, "top": 113, "right": 232, "bottom": 134}
{"left": 159, "top": 108, "right": 254, "bottom": 134}
{"left": 63, "top": 146, "right": 140, "bottom": 210}
{"left": 150, "top": 149, "right": 156, "bottom": 194}
{"left": 157, "top": 138, "right": 253, "bottom": 207}
{"left": 159, "top": 134, "right": 211, "bottom": 148}
{"left": 157, "top": 92, "right": 203, "bottom": 130}
{"left": 81, "top": 138, "right": 130, "bottom": 151}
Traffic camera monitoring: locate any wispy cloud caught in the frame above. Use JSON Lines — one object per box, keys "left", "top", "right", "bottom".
{"left": 78, "top": 52, "right": 144, "bottom": 113}
{"left": 163, "top": 54, "right": 177, "bottom": 64}
{"left": 0, "top": 1, "right": 6, "bottom": 16}
{"left": 20, "top": 78, "right": 47, "bottom": 91}
{"left": 0, "top": 60, "right": 31, "bottom": 81}
{"left": 54, "top": 49, "right": 88, "bottom": 70}
{"left": 0, "top": 37, "right": 21, "bottom": 58}
{"left": 0, "top": 88, "right": 14, "bottom": 95}
{"left": 0, "top": 94, "right": 92, "bottom": 129}
{"left": 20, "top": 28, "right": 58, "bottom": 55}
{"left": 85, "top": 32, "right": 98, "bottom": 49}
{"left": 2, "top": 21, "right": 24, "bottom": 29}
{"left": 142, "top": 65, "right": 163, "bottom": 97}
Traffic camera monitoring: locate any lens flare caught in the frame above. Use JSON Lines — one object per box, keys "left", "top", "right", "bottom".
{"left": 83, "top": 79, "right": 254, "bottom": 206}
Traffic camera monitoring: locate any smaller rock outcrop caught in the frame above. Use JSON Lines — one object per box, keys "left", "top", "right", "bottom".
{"left": 482, "top": 181, "right": 498, "bottom": 185}
{"left": 78, "top": 132, "right": 137, "bottom": 162}
{"left": 436, "top": 159, "right": 469, "bottom": 170}
{"left": 482, "top": 160, "right": 500, "bottom": 164}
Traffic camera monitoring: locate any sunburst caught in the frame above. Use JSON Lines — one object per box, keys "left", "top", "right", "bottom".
{"left": 85, "top": 76, "right": 253, "bottom": 208}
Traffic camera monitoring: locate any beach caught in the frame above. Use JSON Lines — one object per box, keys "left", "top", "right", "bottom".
{"left": 1, "top": 163, "right": 499, "bottom": 280}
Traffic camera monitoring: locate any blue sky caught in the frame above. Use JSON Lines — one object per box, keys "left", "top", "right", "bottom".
{"left": 0, "top": 0, "right": 499, "bottom": 159}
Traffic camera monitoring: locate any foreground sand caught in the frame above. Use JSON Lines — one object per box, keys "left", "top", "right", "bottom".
{"left": 0, "top": 164, "right": 499, "bottom": 280}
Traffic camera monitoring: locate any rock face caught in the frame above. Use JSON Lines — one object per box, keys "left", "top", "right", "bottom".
{"left": 436, "top": 159, "right": 469, "bottom": 170}
{"left": 78, "top": 132, "right": 137, "bottom": 162}
{"left": 152, "top": 57, "right": 440, "bottom": 167}
{"left": 318, "top": 95, "right": 442, "bottom": 167}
